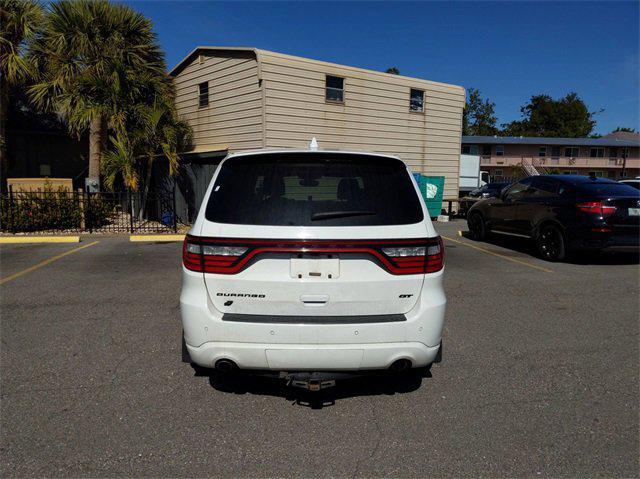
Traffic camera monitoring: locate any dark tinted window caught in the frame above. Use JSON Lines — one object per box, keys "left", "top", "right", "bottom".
{"left": 198, "top": 82, "right": 209, "bottom": 108}
{"left": 531, "top": 177, "right": 558, "bottom": 197}
{"left": 410, "top": 89, "right": 424, "bottom": 112}
{"left": 205, "top": 154, "right": 424, "bottom": 226}
{"left": 504, "top": 177, "right": 533, "bottom": 201}
{"left": 577, "top": 182, "right": 640, "bottom": 197}
{"left": 326, "top": 75, "right": 344, "bottom": 102}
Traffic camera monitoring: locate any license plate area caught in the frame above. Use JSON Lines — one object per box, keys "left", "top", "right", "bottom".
{"left": 628, "top": 208, "right": 640, "bottom": 216}
{"left": 290, "top": 254, "right": 340, "bottom": 279}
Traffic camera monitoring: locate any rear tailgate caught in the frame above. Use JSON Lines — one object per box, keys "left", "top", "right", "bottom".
{"left": 187, "top": 151, "right": 441, "bottom": 319}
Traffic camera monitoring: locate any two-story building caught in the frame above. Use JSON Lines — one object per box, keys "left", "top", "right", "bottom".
{"left": 462, "top": 134, "right": 640, "bottom": 183}
{"left": 170, "top": 47, "right": 465, "bottom": 200}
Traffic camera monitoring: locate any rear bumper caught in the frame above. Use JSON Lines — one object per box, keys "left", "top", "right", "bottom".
{"left": 568, "top": 230, "right": 640, "bottom": 252}
{"left": 186, "top": 341, "right": 440, "bottom": 371}
{"left": 180, "top": 268, "right": 446, "bottom": 371}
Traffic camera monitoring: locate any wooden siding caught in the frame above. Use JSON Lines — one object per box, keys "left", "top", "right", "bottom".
{"left": 173, "top": 51, "right": 263, "bottom": 152}
{"left": 258, "top": 50, "right": 464, "bottom": 197}
{"left": 172, "top": 48, "right": 465, "bottom": 197}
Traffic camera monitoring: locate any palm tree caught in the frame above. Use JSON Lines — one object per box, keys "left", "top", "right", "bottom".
{"left": 101, "top": 132, "right": 138, "bottom": 191}
{"left": 28, "top": 0, "right": 167, "bottom": 190}
{"left": 0, "top": 0, "right": 44, "bottom": 188}
{"left": 129, "top": 98, "right": 191, "bottom": 218}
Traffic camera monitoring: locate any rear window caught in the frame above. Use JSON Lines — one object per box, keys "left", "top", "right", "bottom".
{"left": 576, "top": 182, "right": 640, "bottom": 197}
{"left": 205, "top": 153, "right": 424, "bottom": 226}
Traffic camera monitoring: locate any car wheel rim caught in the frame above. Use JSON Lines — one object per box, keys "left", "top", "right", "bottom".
{"left": 470, "top": 216, "right": 482, "bottom": 237}
{"left": 540, "top": 228, "right": 559, "bottom": 258}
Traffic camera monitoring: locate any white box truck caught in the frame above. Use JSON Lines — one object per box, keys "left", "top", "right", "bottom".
{"left": 459, "top": 154, "right": 488, "bottom": 196}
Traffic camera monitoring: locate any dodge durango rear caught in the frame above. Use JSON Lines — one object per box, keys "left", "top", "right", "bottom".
{"left": 179, "top": 148, "right": 446, "bottom": 385}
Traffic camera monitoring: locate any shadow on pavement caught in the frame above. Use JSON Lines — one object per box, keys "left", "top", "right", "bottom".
{"left": 459, "top": 230, "right": 640, "bottom": 266}
{"left": 191, "top": 365, "right": 427, "bottom": 409}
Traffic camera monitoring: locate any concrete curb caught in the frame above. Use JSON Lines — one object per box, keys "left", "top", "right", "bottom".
{"left": 0, "top": 236, "right": 81, "bottom": 244}
{"left": 130, "top": 234, "right": 185, "bottom": 242}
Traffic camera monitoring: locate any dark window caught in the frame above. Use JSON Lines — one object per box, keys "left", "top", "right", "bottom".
{"left": 482, "top": 145, "right": 492, "bottom": 156}
{"left": 462, "top": 145, "right": 479, "bottom": 155}
{"left": 609, "top": 147, "right": 618, "bottom": 158}
{"left": 205, "top": 153, "right": 424, "bottom": 226}
{"left": 495, "top": 145, "right": 504, "bottom": 156}
{"left": 325, "top": 75, "right": 344, "bottom": 102}
{"left": 576, "top": 182, "right": 640, "bottom": 196}
{"left": 198, "top": 82, "right": 209, "bottom": 108}
{"left": 551, "top": 146, "right": 561, "bottom": 157}
{"left": 531, "top": 177, "right": 558, "bottom": 197}
{"left": 564, "top": 147, "right": 579, "bottom": 157}
{"left": 538, "top": 146, "right": 547, "bottom": 157}
{"left": 590, "top": 147, "right": 605, "bottom": 158}
{"left": 410, "top": 89, "right": 424, "bottom": 112}
{"left": 503, "top": 177, "right": 533, "bottom": 201}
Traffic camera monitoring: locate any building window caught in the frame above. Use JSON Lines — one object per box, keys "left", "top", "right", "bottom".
{"left": 538, "top": 146, "right": 546, "bottom": 157}
{"left": 551, "top": 146, "right": 560, "bottom": 157}
{"left": 590, "top": 147, "right": 605, "bottom": 158}
{"left": 588, "top": 171, "right": 603, "bottom": 177}
{"left": 198, "top": 82, "right": 209, "bottom": 108}
{"left": 462, "top": 145, "right": 479, "bottom": 155}
{"left": 564, "top": 147, "right": 579, "bottom": 157}
{"left": 609, "top": 147, "right": 618, "bottom": 158}
{"left": 563, "top": 170, "right": 579, "bottom": 175}
{"left": 410, "top": 88, "right": 424, "bottom": 112}
{"left": 482, "top": 145, "right": 491, "bottom": 156}
{"left": 325, "top": 75, "right": 344, "bottom": 103}
{"left": 495, "top": 145, "right": 505, "bottom": 156}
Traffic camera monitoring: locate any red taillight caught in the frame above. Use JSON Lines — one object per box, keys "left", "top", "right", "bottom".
{"left": 577, "top": 201, "right": 617, "bottom": 216}
{"left": 183, "top": 235, "right": 445, "bottom": 275}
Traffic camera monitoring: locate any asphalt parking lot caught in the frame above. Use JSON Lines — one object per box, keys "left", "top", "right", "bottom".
{"left": 1, "top": 221, "right": 638, "bottom": 478}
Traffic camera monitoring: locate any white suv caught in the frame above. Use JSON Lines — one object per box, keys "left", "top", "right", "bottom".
{"left": 180, "top": 148, "right": 446, "bottom": 382}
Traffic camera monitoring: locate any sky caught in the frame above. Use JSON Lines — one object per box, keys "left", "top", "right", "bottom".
{"left": 124, "top": 0, "right": 640, "bottom": 135}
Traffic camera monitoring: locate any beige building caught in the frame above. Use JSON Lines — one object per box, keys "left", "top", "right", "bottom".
{"left": 170, "top": 47, "right": 465, "bottom": 198}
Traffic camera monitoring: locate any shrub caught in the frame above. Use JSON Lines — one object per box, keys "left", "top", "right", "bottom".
{"left": 0, "top": 184, "right": 113, "bottom": 232}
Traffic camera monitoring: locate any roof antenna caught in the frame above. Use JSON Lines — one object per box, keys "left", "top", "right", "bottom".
{"left": 309, "top": 137, "right": 319, "bottom": 151}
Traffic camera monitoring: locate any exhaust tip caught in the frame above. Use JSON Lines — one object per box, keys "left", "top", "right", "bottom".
{"left": 389, "top": 358, "right": 412, "bottom": 372}
{"left": 215, "top": 359, "right": 238, "bottom": 372}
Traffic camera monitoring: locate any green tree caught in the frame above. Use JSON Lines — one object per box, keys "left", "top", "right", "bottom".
{"left": 0, "top": 0, "right": 44, "bottom": 188}
{"left": 130, "top": 99, "right": 191, "bottom": 217}
{"left": 28, "top": 0, "right": 168, "bottom": 190}
{"left": 385, "top": 67, "right": 400, "bottom": 75}
{"left": 462, "top": 87, "right": 498, "bottom": 136}
{"left": 502, "top": 92, "right": 597, "bottom": 137}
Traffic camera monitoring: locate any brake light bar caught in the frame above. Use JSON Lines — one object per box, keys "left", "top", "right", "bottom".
{"left": 183, "top": 236, "right": 445, "bottom": 275}
{"left": 576, "top": 201, "right": 617, "bottom": 216}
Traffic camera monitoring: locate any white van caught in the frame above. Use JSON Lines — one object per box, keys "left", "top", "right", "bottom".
{"left": 180, "top": 147, "right": 446, "bottom": 387}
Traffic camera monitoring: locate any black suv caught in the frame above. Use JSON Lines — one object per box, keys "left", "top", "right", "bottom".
{"left": 467, "top": 175, "right": 640, "bottom": 261}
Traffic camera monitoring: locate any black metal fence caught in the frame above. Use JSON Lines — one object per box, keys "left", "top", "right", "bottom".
{"left": 0, "top": 187, "right": 180, "bottom": 234}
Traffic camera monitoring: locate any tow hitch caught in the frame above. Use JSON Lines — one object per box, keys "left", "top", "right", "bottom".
{"left": 282, "top": 372, "right": 337, "bottom": 391}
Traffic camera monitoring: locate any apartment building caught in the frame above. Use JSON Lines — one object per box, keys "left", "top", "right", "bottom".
{"left": 170, "top": 47, "right": 465, "bottom": 198}
{"left": 462, "top": 134, "right": 640, "bottom": 182}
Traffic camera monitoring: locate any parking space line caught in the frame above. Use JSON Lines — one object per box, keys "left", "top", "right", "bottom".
{"left": 0, "top": 241, "right": 100, "bottom": 286}
{"left": 130, "top": 234, "right": 185, "bottom": 242}
{"left": 0, "top": 236, "right": 81, "bottom": 244}
{"left": 442, "top": 235, "right": 554, "bottom": 273}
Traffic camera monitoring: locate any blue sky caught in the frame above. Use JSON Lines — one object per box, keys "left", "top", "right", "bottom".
{"left": 125, "top": 1, "right": 639, "bottom": 135}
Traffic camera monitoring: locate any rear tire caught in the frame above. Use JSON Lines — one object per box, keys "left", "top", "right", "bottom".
{"left": 536, "top": 224, "right": 566, "bottom": 261}
{"left": 467, "top": 212, "right": 486, "bottom": 241}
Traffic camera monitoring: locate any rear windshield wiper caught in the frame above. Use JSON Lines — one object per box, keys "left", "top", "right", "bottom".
{"left": 311, "top": 210, "right": 376, "bottom": 221}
